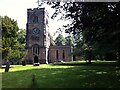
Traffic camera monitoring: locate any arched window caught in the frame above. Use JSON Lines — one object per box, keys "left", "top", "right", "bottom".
{"left": 33, "top": 16, "right": 38, "bottom": 23}
{"left": 32, "top": 44, "right": 39, "bottom": 55}
{"left": 62, "top": 50, "right": 65, "bottom": 59}
{"left": 56, "top": 50, "right": 59, "bottom": 59}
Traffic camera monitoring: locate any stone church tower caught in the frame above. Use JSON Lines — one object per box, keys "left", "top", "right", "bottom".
{"left": 25, "top": 7, "right": 73, "bottom": 64}
{"left": 25, "top": 8, "right": 51, "bottom": 64}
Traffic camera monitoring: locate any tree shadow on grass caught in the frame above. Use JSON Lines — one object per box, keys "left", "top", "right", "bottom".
{"left": 51, "top": 61, "right": 118, "bottom": 67}
{"left": 2, "top": 63, "right": 120, "bottom": 88}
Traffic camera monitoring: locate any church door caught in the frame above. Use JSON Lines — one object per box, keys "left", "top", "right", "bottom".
{"left": 34, "top": 56, "right": 38, "bottom": 63}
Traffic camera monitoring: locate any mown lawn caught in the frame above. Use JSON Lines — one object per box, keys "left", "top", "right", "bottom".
{"left": 0, "top": 60, "right": 120, "bottom": 88}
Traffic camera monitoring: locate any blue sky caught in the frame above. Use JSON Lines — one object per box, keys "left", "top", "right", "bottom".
{"left": 0, "top": 0, "right": 70, "bottom": 38}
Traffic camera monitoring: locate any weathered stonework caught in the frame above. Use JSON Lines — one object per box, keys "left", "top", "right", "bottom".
{"left": 49, "top": 46, "right": 73, "bottom": 63}
{"left": 25, "top": 8, "right": 73, "bottom": 64}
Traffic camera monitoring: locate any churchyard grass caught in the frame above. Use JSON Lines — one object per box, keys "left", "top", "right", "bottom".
{"left": 1, "top": 60, "right": 120, "bottom": 88}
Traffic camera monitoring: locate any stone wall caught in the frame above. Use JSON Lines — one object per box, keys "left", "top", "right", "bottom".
{"left": 49, "top": 46, "right": 73, "bottom": 63}
{"left": 25, "top": 47, "right": 49, "bottom": 64}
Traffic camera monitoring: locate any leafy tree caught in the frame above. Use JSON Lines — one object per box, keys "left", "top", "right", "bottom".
{"left": 17, "top": 29, "right": 26, "bottom": 44}
{"left": 65, "top": 35, "right": 74, "bottom": 46}
{"left": 2, "top": 16, "right": 27, "bottom": 63}
{"left": 78, "top": 3, "right": 120, "bottom": 61}
{"left": 54, "top": 34, "right": 66, "bottom": 46}
{"left": 45, "top": 2, "right": 120, "bottom": 62}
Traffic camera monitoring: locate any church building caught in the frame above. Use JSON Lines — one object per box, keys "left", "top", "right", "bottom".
{"left": 25, "top": 8, "right": 73, "bottom": 64}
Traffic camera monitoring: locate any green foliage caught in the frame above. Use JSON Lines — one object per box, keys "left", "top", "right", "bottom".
{"left": 54, "top": 34, "right": 75, "bottom": 46}
{"left": 17, "top": 29, "right": 26, "bottom": 44}
{"left": 46, "top": 2, "right": 120, "bottom": 61}
{"left": 65, "top": 35, "right": 74, "bottom": 46}
{"left": 2, "top": 16, "right": 26, "bottom": 62}
{"left": 54, "top": 34, "right": 66, "bottom": 46}
{"left": 2, "top": 16, "right": 19, "bottom": 38}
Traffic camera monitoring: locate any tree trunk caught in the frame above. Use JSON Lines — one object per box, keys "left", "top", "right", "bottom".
{"left": 117, "top": 34, "right": 120, "bottom": 64}
{"left": 118, "top": 50, "right": 120, "bottom": 64}
{"left": 117, "top": 44, "right": 120, "bottom": 65}
{"left": 0, "top": 53, "right": 2, "bottom": 68}
{"left": 88, "top": 51, "right": 92, "bottom": 64}
{"left": 5, "top": 61, "right": 10, "bottom": 72}
{"left": 0, "top": 63, "right": 2, "bottom": 68}
{"left": 88, "top": 56, "right": 92, "bottom": 64}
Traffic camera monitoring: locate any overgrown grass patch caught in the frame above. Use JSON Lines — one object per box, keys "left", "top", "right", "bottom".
{"left": 1, "top": 61, "right": 120, "bottom": 88}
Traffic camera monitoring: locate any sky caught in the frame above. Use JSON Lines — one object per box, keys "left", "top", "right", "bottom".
{"left": 0, "top": 0, "right": 70, "bottom": 39}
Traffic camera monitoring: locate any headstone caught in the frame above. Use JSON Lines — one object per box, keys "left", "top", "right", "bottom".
{"left": 32, "top": 74, "right": 35, "bottom": 83}
{"left": 31, "top": 74, "right": 38, "bottom": 88}
{"left": 22, "top": 61, "right": 26, "bottom": 66}
{"left": 5, "top": 61, "right": 10, "bottom": 72}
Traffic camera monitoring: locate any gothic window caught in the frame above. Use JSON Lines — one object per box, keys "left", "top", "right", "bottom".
{"left": 33, "top": 16, "right": 38, "bottom": 23}
{"left": 62, "top": 50, "right": 65, "bottom": 59}
{"left": 32, "top": 44, "right": 39, "bottom": 55}
{"left": 56, "top": 50, "right": 59, "bottom": 59}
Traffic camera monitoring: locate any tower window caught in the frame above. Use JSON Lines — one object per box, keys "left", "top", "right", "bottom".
{"left": 62, "top": 50, "right": 65, "bottom": 59}
{"left": 56, "top": 50, "right": 59, "bottom": 59}
{"left": 33, "top": 16, "right": 38, "bottom": 23}
{"left": 32, "top": 44, "right": 39, "bottom": 55}
{"left": 33, "top": 47, "right": 39, "bottom": 55}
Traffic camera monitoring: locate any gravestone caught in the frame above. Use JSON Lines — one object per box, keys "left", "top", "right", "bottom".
{"left": 32, "top": 74, "right": 35, "bottom": 82}
{"left": 22, "top": 61, "right": 26, "bottom": 66}
{"left": 31, "top": 74, "right": 38, "bottom": 88}
{"left": 5, "top": 61, "right": 10, "bottom": 72}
